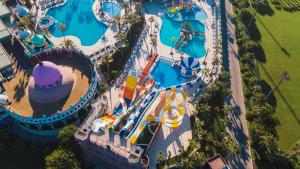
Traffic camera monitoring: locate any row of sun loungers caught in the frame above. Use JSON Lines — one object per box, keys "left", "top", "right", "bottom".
{"left": 40, "top": 0, "right": 65, "bottom": 10}
{"left": 90, "top": 45, "right": 114, "bottom": 62}
{"left": 115, "top": 25, "right": 150, "bottom": 88}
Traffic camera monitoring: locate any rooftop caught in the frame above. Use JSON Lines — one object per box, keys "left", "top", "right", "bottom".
{"left": 0, "top": 19, "right": 11, "bottom": 42}
{"left": 0, "top": 43, "right": 13, "bottom": 72}
{"left": 0, "top": 3, "right": 10, "bottom": 19}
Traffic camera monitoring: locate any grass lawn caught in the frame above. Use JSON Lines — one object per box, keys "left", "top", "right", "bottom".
{"left": 254, "top": 6, "right": 300, "bottom": 150}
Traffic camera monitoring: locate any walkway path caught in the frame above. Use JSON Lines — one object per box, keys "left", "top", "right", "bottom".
{"left": 147, "top": 104, "right": 194, "bottom": 169}
{"left": 223, "top": 0, "right": 254, "bottom": 169}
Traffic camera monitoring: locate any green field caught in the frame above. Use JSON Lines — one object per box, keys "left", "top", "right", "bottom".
{"left": 254, "top": 6, "right": 300, "bottom": 150}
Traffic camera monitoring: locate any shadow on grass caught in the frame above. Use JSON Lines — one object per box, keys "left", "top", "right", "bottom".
{"left": 259, "top": 63, "right": 300, "bottom": 125}
{"left": 255, "top": 14, "right": 291, "bottom": 58}
{"left": 259, "top": 80, "right": 277, "bottom": 107}
{"left": 253, "top": 1, "right": 274, "bottom": 16}
{"left": 277, "top": 0, "right": 300, "bottom": 13}
{"left": 247, "top": 20, "right": 261, "bottom": 41}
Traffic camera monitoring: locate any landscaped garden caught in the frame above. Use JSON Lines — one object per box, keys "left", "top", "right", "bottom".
{"left": 254, "top": 4, "right": 300, "bottom": 151}
{"left": 232, "top": 0, "right": 300, "bottom": 168}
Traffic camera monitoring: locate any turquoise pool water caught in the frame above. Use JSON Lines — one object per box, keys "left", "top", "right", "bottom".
{"left": 143, "top": 2, "right": 207, "bottom": 58}
{"left": 151, "top": 58, "right": 185, "bottom": 88}
{"left": 160, "top": 15, "right": 206, "bottom": 58}
{"left": 47, "top": 0, "right": 108, "bottom": 46}
{"left": 102, "top": 1, "right": 121, "bottom": 18}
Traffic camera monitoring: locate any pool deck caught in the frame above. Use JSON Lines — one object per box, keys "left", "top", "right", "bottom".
{"left": 34, "top": 0, "right": 122, "bottom": 55}
{"left": 31, "top": 0, "right": 219, "bottom": 165}
{"left": 100, "top": 0, "right": 217, "bottom": 166}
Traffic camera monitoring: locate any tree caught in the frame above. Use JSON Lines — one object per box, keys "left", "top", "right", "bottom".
{"left": 156, "top": 151, "right": 165, "bottom": 164}
{"left": 182, "top": 21, "right": 192, "bottom": 33}
{"left": 289, "top": 140, "right": 300, "bottom": 169}
{"left": 258, "top": 134, "right": 276, "bottom": 154}
{"left": 102, "top": 55, "right": 114, "bottom": 79}
{"left": 113, "top": 16, "right": 122, "bottom": 34}
{"left": 148, "top": 16, "right": 155, "bottom": 36}
{"left": 45, "top": 148, "right": 80, "bottom": 169}
{"left": 121, "top": 2, "right": 129, "bottom": 13}
{"left": 18, "top": 14, "right": 33, "bottom": 29}
{"left": 150, "top": 36, "right": 157, "bottom": 50}
{"left": 170, "top": 37, "right": 176, "bottom": 59}
{"left": 58, "top": 23, "right": 67, "bottom": 41}
{"left": 60, "top": 39, "right": 75, "bottom": 49}
{"left": 57, "top": 125, "right": 78, "bottom": 150}
{"left": 134, "top": 2, "right": 142, "bottom": 15}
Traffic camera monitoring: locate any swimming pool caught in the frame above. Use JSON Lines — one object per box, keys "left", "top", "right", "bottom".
{"left": 160, "top": 15, "right": 206, "bottom": 58}
{"left": 102, "top": 1, "right": 121, "bottom": 18}
{"left": 151, "top": 58, "right": 185, "bottom": 88}
{"left": 46, "top": 0, "right": 108, "bottom": 46}
{"left": 143, "top": 2, "right": 207, "bottom": 58}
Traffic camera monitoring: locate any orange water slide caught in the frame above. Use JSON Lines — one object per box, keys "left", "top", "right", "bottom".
{"left": 141, "top": 53, "right": 158, "bottom": 76}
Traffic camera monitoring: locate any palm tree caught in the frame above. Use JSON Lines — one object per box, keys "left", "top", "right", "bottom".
{"left": 148, "top": 16, "right": 155, "bottom": 36}
{"left": 150, "top": 36, "right": 157, "bottom": 51}
{"left": 113, "top": 16, "right": 122, "bottom": 34}
{"left": 102, "top": 55, "right": 114, "bottom": 79}
{"left": 134, "top": 2, "right": 142, "bottom": 15}
{"left": 121, "top": 2, "right": 129, "bottom": 13}
{"left": 116, "top": 32, "right": 127, "bottom": 57}
{"left": 179, "top": 157, "right": 193, "bottom": 169}
{"left": 98, "top": 0, "right": 103, "bottom": 10}
{"left": 258, "top": 134, "right": 276, "bottom": 154}
{"left": 170, "top": 37, "right": 176, "bottom": 59}
{"left": 58, "top": 23, "right": 67, "bottom": 41}
{"left": 182, "top": 21, "right": 192, "bottom": 33}
{"left": 202, "top": 48, "right": 209, "bottom": 67}
{"left": 60, "top": 39, "right": 75, "bottom": 49}
{"left": 156, "top": 151, "right": 164, "bottom": 165}
{"left": 204, "top": 67, "right": 210, "bottom": 77}
{"left": 181, "top": 41, "right": 188, "bottom": 58}
{"left": 18, "top": 14, "right": 33, "bottom": 29}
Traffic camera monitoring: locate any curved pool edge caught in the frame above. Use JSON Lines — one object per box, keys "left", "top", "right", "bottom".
{"left": 159, "top": 14, "right": 207, "bottom": 59}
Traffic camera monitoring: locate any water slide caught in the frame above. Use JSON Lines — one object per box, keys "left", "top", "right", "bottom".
{"left": 126, "top": 73, "right": 205, "bottom": 144}
{"left": 175, "top": 34, "right": 187, "bottom": 49}
{"left": 111, "top": 53, "right": 158, "bottom": 130}
{"left": 142, "top": 53, "right": 158, "bottom": 76}
{"left": 92, "top": 71, "right": 138, "bottom": 131}
{"left": 126, "top": 87, "right": 187, "bottom": 144}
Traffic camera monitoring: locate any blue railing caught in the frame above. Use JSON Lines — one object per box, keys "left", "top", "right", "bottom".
{"left": 5, "top": 48, "right": 98, "bottom": 125}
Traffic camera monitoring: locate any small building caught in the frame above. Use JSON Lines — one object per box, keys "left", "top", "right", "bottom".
{"left": 203, "top": 154, "right": 231, "bottom": 169}
{"left": 0, "top": 3, "right": 12, "bottom": 42}
{"left": 0, "top": 43, "right": 13, "bottom": 82}
{"left": 0, "top": 3, "right": 11, "bottom": 20}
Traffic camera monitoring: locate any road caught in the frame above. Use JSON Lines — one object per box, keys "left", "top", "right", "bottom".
{"left": 223, "top": 0, "right": 254, "bottom": 169}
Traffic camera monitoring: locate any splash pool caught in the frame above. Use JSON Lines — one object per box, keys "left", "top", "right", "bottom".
{"left": 143, "top": 2, "right": 207, "bottom": 58}
{"left": 46, "top": 0, "right": 108, "bottom": 46}
{"left": 102, "top": 1, "right": 121, "bottom": 18}
{"left": 151, "top": 58, "right": 185, "bottom": 88}
{"left": 160, "top": 15, "right": 206, "bottom": 58}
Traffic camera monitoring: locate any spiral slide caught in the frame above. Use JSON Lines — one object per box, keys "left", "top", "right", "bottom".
{"left": 126, "top": 74, "right": 204, "bottom": 144}
{"left": 126, "top": 87, "right": 187, "bottom": 144}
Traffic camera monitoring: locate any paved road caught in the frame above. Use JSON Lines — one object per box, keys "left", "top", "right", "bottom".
{"left": 223, "top": 1, "right": 254, "bottom": 169}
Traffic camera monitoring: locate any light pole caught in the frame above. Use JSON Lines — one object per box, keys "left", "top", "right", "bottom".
{"left": 265, "top": 71, "right": 289, "bottom": 99}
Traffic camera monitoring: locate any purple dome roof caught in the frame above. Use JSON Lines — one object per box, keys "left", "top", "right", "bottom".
{"left": 33, "top": 61, "right": 62, "bottom": 88}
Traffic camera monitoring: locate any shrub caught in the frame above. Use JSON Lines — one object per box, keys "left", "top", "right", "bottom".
{"left": 238, "top": 8, "right": 255, "bottom": 25}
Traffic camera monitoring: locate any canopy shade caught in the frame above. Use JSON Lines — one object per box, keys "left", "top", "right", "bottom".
{"left": 30, "top": 34, "right": 46, "bottom": 47}
{"left": 16, "top": 5, "right": 29, "bottom": 17}
{"left": 179, "top": 56, "right": 200, "bottom": 77}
